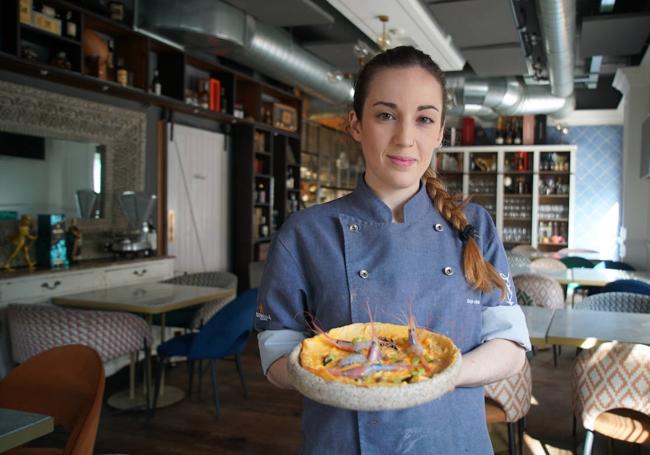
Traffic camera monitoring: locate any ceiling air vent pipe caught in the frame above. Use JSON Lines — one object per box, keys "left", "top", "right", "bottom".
{"left": 137, "top": 0, "right": 354, "bottom": 104}
{"left": 448, "top": 0, "right": 575, "bottom": 119}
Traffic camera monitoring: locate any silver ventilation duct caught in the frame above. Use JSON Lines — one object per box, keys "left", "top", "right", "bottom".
{"left": 448, "top": 0, "right": 575, "bottom": 119}
{"left": 138, "top": 0, "right": 353, "bottom": 104}
{"left": 539, "top": 0, "right": 575, "bottom": 98}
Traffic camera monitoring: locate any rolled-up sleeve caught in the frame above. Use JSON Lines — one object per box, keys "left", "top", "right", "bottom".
{"left": 476, "top": 208, "right": 530, "bottom": 350}
{"left": 258, "top": 329, "right": 306, "bottom": 374}
{"left": 481, "top": 305, "right": 531, "bottom": 350}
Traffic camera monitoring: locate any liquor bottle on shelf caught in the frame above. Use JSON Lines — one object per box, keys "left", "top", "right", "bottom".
{"left": 288, "top": 193, "right": 298, "bottom": 214}
{"left": 107, "top": 39, "right": 115, "bottom": 81}
{"left": 513, "top": 118, "right": 522, "bottom": 145}
{"left": 257, "top": 182, "right": 267, "bottom": 204}
{"left": 116, "top": 58, "right": 127, "bottom": 86}
{"left": 220, "top": 87, "right": 227, "bottom": 114}
{"left": 495, "top": 116, "right": 505, "bottom": 145}
{"left": 505, "top": 118, "right": 513, "bottom": 145}
{"left": 150, "top": 69, "right": 162, "bottom": 95}
{"left": 64, "top": 11, "right": 77, "bottom": 39}
{"left": 259, "top": 216, "right": 269, "bottom": 238}
{"left": 286, "top": 168, "right": 294, "bottom": 190}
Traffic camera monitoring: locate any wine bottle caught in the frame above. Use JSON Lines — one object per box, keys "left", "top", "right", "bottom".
{"left": 513, "top": 118, "right": 522, "bottom": 145}
{"left": 495, "top": 116, "right": 504, "bottom": 145}
{"left": 65, "top": 11, "right": 77, "bottom": 39}
{"left": 150, "top": 69, "right": 162, "bottom": 95}
{"left": 259, "top": 216, "right": 269, "bottom": 238}
{"left": 116, "top": 58, "right": 127, "bottom": 86}
{"left": 504, "top": 118, "right": 513, "bottom": 145}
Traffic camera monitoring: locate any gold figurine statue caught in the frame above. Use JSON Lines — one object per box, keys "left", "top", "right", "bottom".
{"left": 3, "top": 215, "right": 38, "bottom": 272}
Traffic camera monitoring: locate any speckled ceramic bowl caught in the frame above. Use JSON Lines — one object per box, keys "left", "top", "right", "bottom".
{"left": 287, "top": 333, "right": 461, "bottom": 412}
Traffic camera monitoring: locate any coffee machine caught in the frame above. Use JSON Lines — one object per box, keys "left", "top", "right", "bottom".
{"left": 108, "top": 191, "right": 157, "bottom": 258}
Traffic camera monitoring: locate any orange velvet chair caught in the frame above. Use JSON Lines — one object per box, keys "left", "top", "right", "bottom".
{"left": 0, "top": 345, "right": 105, "bottom": 455}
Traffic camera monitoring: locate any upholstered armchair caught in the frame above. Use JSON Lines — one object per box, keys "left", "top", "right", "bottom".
{"left": 485, "top": 359, "right": 532, "bottom": 455}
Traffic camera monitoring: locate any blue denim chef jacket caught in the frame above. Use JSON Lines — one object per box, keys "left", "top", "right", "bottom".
{"left": 258, "top": 178, "right": 521, "bottom": 455}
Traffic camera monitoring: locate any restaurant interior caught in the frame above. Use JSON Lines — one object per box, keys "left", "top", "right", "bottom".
{"left": 0, "top": 0, "right": 649, "bottom": 454}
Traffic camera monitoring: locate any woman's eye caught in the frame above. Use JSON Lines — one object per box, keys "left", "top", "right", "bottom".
{"left": 418, "top": 116, "right": 434, "bottom": 125}
{"left": 376, "top": 112, "right": 395, "bottom": 121}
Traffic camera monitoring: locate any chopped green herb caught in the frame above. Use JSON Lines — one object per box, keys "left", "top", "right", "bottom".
{"left": 411, "top": 357, "right": 420, "bottom": 365}
{"left": 322, "top": 354, "right": 334, "bottom": 366}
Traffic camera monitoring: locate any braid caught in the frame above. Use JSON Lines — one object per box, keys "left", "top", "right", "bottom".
{"left": 423, "top": 168, "right": 506, "bottom": 299}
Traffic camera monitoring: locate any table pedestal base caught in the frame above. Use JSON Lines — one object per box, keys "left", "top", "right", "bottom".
{"left": 107, "top": 386, "right": 185, "bottom": 410}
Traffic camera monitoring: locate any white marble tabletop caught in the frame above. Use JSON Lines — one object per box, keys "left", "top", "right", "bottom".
{"left": 0, "top": 408, "right": 53, "bottom": 453}
{"left": 546, "top": 308, "right": 650, "bottom": 348}
{"left": 53, "top": 282, "right": 235, "bottom": 315}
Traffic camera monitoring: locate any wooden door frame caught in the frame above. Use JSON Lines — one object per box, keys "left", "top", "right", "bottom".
{"left": 156, "top": 119, "right": 167, "bottom": 256}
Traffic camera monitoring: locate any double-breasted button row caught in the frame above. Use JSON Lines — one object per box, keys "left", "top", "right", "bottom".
{"left": 434, "top": 223, "right": 444, "bottom": 232}
{"left": 443, "top": 266, "right": 454, "bottom": 276}
{"left": 359, "top": 270, "right": 369, "bottom": 279}
{"left": 349, "top": 224, "right": 359, "bottom": 232}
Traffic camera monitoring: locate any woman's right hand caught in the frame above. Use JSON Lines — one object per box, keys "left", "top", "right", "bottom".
{"left": 266, "top": 356, "right": 296, "bottom": 390}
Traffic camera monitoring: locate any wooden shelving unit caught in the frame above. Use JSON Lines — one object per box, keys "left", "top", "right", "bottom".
{"left": 435, "top": 145, "right": 577, "bottom": 251}
{"left": 0, "top": 0, "right": 304, "bottom": 289}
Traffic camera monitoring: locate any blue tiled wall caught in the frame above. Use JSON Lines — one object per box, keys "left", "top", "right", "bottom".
{"left": 547, "top": 126, "right": 623, "bottom": 259}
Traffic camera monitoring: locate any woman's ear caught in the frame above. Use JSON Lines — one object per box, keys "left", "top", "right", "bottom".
{"left": 348, "top": 111, "right": 362, "bottom": 143}
{"left": 434, "top": 122, "right": 446, "bottom": 148}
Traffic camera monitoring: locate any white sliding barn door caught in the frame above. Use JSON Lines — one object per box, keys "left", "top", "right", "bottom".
{"left": 166, "top": 123, "right": 230, "bottom": 274}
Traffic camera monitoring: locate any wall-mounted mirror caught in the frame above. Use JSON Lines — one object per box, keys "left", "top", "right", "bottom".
{"left": 0, "top": 131, "right": 105, "bottom": 219}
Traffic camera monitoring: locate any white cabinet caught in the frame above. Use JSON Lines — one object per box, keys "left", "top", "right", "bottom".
{"left": 434, "top": 145, "right": 576, "bottom": 252}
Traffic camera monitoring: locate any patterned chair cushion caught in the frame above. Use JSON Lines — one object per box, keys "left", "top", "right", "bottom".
{"left": 576, "top": 292, "right": 650, "bottom": 314}
{"left": 162, "top": 272, "right": 238, "bottom": 329}
{"left": 8, "top": 304, "right": 152, "bottom": 364}
{"left": 507, "top": 252, "right": 531, "bottom": 269}
{"left": 484, "top": 359, "right": 532, "bottom": 422}
{"left": 513, "top": 273, "right": 565, "bottom": 309}
{"left": 572, "top": 342, "right": 650, "bottom": 430}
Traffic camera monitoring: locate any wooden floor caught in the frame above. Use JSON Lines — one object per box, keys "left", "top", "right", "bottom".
{"left": 35, "top": 339, "right": 650, "bottom": 454}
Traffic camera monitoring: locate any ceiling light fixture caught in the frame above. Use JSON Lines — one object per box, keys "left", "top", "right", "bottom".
{"left": 376, "top": 15, "right": 391, "bottom": 51}
{"left": 325, "top": 0, "right": 465, "bottom": 71}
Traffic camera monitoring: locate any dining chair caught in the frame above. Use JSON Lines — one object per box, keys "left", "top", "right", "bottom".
{"left": 575, "top": 292, "right": 650, "bottom": 314}
{"left": 513, "top": 273, "right": 565, "bottom": 366}
{"left": 506, "top": 251, "right": 531, "bottom": 270}
{"left": 529, "top": 257, "right": 568, "bottom": 271}
{"left": 485, "top": 359, "right": 532, "bottom": 455}
{"left": 560, "top": 256, "right": 596, "bottom": 306}
{"left": 0, "top": 345, "right": 105, "bottom": 454}
{"left": 572, "top": 342, "right": 650, "bottom": 455}
{"left": 511, "top": 244, "right": 538, "bottom": 256}
{"left": 157, "top": 271, "right": 238, "bottom": 329}
{"left": 152, "top": 288, "right": 259, "bottom": 418}
{"left": 589, "top": 279, "right": 650, "bottom": 297}
{"left": 594, "top": 260, "right": 636, "bottom": 271}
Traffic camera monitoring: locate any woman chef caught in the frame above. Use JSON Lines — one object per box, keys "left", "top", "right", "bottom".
{"left": 256, "top": 46, "right": 530, "bottom": 454}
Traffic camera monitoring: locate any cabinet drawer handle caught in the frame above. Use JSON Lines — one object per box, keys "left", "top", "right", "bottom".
{"left": 41, "top": 281, "right": 61, "bottom": 290}
{"left": 133, "top": 269, "right": 147, "bottom": 277}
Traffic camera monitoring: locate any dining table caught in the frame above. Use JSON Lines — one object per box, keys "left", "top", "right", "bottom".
{"left": 0, "top": 408, "right": 53, "bottom": 453}
{"left": 511, "top": 266, "right": 650, "bottom": 287}
{"left": 52, "top": 282, "right": 236, "bottom": 410}
{"left": 520, "top": 306, "right": 650, "bottom": 348}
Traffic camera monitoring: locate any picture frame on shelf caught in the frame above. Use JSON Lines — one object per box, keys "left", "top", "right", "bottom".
{"left": 273, "top": 103, "right": 297, "bottom": 132}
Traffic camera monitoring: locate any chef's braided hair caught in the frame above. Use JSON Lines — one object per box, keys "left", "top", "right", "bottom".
{"left": 353, "top": 45, "right": 506, "bottom": 298}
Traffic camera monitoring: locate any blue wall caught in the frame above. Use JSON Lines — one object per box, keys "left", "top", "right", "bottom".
{"left": 547, "top": 126, "right": 623, "bottom": 259}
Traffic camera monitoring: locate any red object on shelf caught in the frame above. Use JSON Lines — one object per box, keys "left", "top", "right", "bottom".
{"left": 209, "top": 78, "right": 221, "bottom": 112}
{"left": 462, "top": 117, "right": 475, "bottom": 145}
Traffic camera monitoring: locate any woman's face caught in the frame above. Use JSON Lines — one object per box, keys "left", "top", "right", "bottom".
{"left": 349, "top": 66, "right": 444, "bottom": 199}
